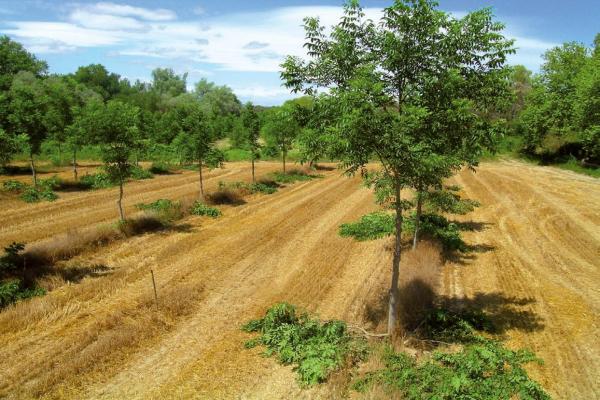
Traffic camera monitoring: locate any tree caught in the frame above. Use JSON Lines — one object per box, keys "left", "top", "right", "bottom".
{"left": 282, "top": 0, "right": 512, "bottom": 335}
{"left": 0, "top": 129, "right": 26, "bottom": 167}
{"left": 72, "top": 64, "right": 121, "bottom": 101}
{"left": 66, "top": 90, "right": 102, "bottom": 181}
{"left": 174, "top": 101, "right": 223, "bottom": 199}
{"left": 0, "top": 35, "right": 47, "bottom": 92}
{"left": 262, "top": 103, "right": 300, "bottom": 173}
{"left": 7, "top": 72, "right": 49, "bottom": 186}
{"left": 85, "top": 100, "right": 140, "bottom": 221}
{"left": 151, "top": 68, "right": 187, "bottom": 97}
{"left": 241, "top": 102, "right": 261, "bottom": 181}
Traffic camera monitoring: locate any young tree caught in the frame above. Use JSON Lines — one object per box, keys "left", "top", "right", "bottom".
{"left": 262, "top": 103, "right": 300, "bottom": 173}
{"left": 174, "top": 101, "right": 224, "bottom": 199}
{"left": 7, "top": 72, "right": 49, "bottom": 186}
{"left": 241, "top": 102, "right": 261, "bottom": 181}
{"left": 84, "top": 100, "right": 140, "bottom": 221}
{"left": 0, "top": 129, "right": 26, "bottom": 168}
{"left": 282, "top": 0, "right": 512, "bottom": 334}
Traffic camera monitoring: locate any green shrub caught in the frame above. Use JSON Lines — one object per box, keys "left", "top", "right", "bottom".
{"left": 243, "top": 303, "right": 367, "bottom": 385}
{"left": 130, "top": 165, "right": 154, "bottom": 180}
{"left": 189, "top": 202, "right": 222, "bottom": 218}
{"left": 225, "top": 148, "right": 253, "bottom": 161}
{"left": 20, "top": 186, "right": 58, "bottom": 203}
{"left": 218, "top": 180, "right": 278, "bottom": 195}
{"left": 354, "top": 308, "right": 550, "bottom": 400}
{"left": 0, "top": 242, "right": 25, "bottom": 275}
{"left": 2, "top": 180, "right": 26, "bottom": 192}
{"left": 136, "top": 199, "right": 183, "bottom": 222}
{"left": 148, "top": 162, "right": 172, "bottom": 174}
{"left": 405, "top": 213, "right": 467, "bottom": 252}
{"left": 250, "top": 182, "right": 278, "bottom": 194}
{"left": 79, "top": 172, "right": 113, "bottom": 189}
{"left": 339, "top": 212, "right": 395, "bottom": 241}
{"left": 270, "top": 169, "right": 319, "bottom": 184}
{"left": 0, "top": 279, "right": 46, "bottom": 308}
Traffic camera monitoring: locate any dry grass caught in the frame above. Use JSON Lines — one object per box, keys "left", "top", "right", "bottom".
{"left": 206, "top": 188, "right": 246, "bottom": 205}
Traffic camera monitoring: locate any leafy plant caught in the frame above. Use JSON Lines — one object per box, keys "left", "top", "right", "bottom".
{"left": 136, "top": 198, "right": 182, "bottom": 222}
{"left": 218, "top": 180, "right": 278, "bottom": 195}
{"left": 2, "top": 180, "right": 26, "bottom": 192}
{"left": 0, "top": 279, "right": 46, "bottom": 308}
{"left": 148, "top": 162, "right": 171, "bottom": 174}
{"left": 355, "top": 308, "right": 550, "bottom": 400}
{"left": 130, "top": 165, "right": 154, "bottom": 180}
{"left": 0, "top": 242, "right": 25, "bottom": 274}
{"left": 242, "top": 303, "right": 367, "bottom": 385}
{"left": 20, "top": 185, "right": 58, "bottom": 203}
{"left": 405, "top": 213, "right": 467, "bottom": 252}
{"left": 189, "top": 201, "right": 222, "bottom": 218}
{"left": 270, "top": 169, "right": 318, "bottom": 184}
{"left": 339, "top": 212, "right": 394, "bottom": 241}
{"left": 79, "top": 172, "right": 113, "bottom": 189}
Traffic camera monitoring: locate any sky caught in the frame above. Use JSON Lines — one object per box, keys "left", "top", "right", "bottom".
{"left": 0, "top": 0, "right": 598, "bottom": 106}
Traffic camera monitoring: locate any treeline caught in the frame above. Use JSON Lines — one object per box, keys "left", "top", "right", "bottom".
{"left": 507, "top": 34, "right": 600, "bottom": 165}
{"left": 0, "top": 35, "right": 313, "bottom": 186}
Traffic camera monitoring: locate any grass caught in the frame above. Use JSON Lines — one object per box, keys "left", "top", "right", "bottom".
{"left": 554, "top": 157, "right": 600, "bottom": 178}
{"left": 243, "top": 303, "right": 367, "bottom": 385}
{"left": 270, "top": 168, "right": 320, "bottom": 184}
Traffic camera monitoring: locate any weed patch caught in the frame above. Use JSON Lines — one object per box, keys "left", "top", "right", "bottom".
{"left": 206, "top": 189, "right": 245, "bottom": 205}
{"left": 130, "top": 165, "right": 154, "bottom": 180}
{"left": 189, "top": 202, "right": 222, "bottom": 218}
{"left": 270, "top": 169, "right": 320, "bottom": 184}
{"left": 243, "top": 303, "right": 367, "bottom": 385}
{"left": 355, "top": 308, "right": 550, "bottom": 400}
{"left": 79, "top": 172, "right": 113, "bottom": 189}
{"left": 218, "top": 180, "right": 279, "bottom": 195}
{"left": 339, "top": 212, "right": 394, "bottom": 241}
{"left": 136, "top": 199, "right": 183, "bottom": 222}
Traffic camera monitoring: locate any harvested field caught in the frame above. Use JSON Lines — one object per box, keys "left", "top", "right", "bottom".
{"left": 0, "top": 160, "right": 598, "bottom": 399}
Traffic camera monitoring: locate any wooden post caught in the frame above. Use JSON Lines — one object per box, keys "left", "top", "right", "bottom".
{"left": 150, "top": 269, "right": 158, "bottom": 305}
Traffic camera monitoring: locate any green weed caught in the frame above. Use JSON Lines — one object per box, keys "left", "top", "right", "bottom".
{"left": 339, "top": 212, "right": 395, "bottom": 241}
{"left": 136, "top": 199, "right": 183, "bottom": 222}
{"left": 242, "top": 303, "right": 367, "bottom": 385}
{"left": 189, "top": 202, "right": 222, "bottom": 218}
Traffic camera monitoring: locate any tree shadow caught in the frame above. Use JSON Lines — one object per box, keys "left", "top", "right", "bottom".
{"left": 363, "top": 279, "right": 544, "bottom": 335}
{"left": 55, "top": 264, "right": 113, "bottom": 283}
{"left": 454, "top": 221, "right": 493, "bottom": 232}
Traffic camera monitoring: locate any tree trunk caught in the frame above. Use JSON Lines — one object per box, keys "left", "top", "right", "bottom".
{"left": 388, "top": 179, "right": 403, "bottom": 336}
{"left": 282, "top": 150, "right": 287, "bottom": 174}
{"left": 251, "top": 157, "right": 255, "bottom": 183}
{"left": 412, "top": 192, "right": 423, "bottom": 250}
{"left": 58, "top": 143, "right": 62, "bottom": 165}
{"left": 29, "top": 152, "right": 37, "bottom": 187}
{"left": 198, "top": 160, "right": 204, "bottom": 200}
{"left": 72, "top": 148, "right": 78, "bottom": 181}
{"left": 117, "top": 178, "right": 125, "bottom": 221}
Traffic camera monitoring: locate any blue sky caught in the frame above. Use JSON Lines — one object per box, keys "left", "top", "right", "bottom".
{"left": 1, "top": 0, "right": 598, "bottom": 106}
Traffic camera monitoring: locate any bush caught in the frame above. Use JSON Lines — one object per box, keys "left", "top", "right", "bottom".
{"left": 206, "top": 189, "right": 245, "bottom": 205}
{"left": 0, "top": 279, "right": 46, "bottom": 308}
{"left": 405, "top": 213, "right": 467, "bottom": 252}
{"left": 270, "top": 169, "right": 318, "bottom": 184}
{"left": 136, "top": 199, "right": 183, "bottom": 222}
{"left": 130, "top": 165, "right": 154, "bottom": 180}
{"left": 79, "top": 172, "right": 113, "bottom": 189}
{"left": 339, "top": 212, "right": 395, "bottom": 241}
{"left": 218, "top": 180, "right": 279, "bottom": 195}
{"left": 243, "top": 303, "right": 367, "bottom": 385}
{"left": 2, "top": 180, "right": 26, "bottom": 192}
{"left": 189, "top": 202, "right": 222, "bottom": 218}
{"left": 118, "top": 215, "right": 167, "bottom": 236}
{"left": 20, "top": 186, "right": 58, "bottom": 203}
{"left": 0, "top": 242, "right": 25, "bottom": 275}
{"left": 354, "top": 308, "right": 550, "bottom": 400}
{"left": 148, "top": 162, "right": 172, "bottom": 174}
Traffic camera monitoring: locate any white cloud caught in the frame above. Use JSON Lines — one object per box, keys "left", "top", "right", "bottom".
{"left": 90, "top": 2, "right": 176, "bottom": 21}
{"left": 0, "top": 2, "right": 556, "bottom": 103}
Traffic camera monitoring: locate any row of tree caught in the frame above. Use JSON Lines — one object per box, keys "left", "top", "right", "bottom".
{"left": 508, "top": 35, "right": 600, "bottom": 163}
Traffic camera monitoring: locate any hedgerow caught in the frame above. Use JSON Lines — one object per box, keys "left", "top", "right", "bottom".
{"left": 242, "top": 303, "right": 367, "bottom": 385}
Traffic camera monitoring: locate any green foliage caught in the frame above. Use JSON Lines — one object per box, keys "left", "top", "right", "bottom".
{"left": 130, "top": 165, "right": 154, "bottom": 180}
{"left": 242, "top": 303, "right": 366, "bottom": 385}
{"left": 2, "top": 179, "right": 26, "bottom": 192}
{"left": 0, "top": 242, "right": 25, "bottom": 274}
{"left": 217, "top": 180, "right": 278, "bottom": 195}
{"left": 423, "top": 187, "right": 480, "bottom": 215}
{"left": 79, "top": 172, "right": 113, "bottom": 189}
{"left": 339, "top": 212, "right": 394, "bottom": 241}
{"left": 189, "top": 201, "right": 222, "bottom": 218}
{"left": 148, "top": 162, "right": 171, "bottom": 174}
{"left": 136, "top": 199, "right": 182, "bottom": 222}
{"left": 20, "top": 185, "right": 58, "bottom": 202}
{"left": 405, "top": 213, "right": 467, "bottom": 252}
{"left": 0, "top": 280, "right": 46, "bottom": 308}
{"left": 355, "top": 308, "right": 550, "bottom": 400}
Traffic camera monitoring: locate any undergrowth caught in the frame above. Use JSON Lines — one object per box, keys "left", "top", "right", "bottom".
{"left": 270, "top": 169, "right": 320, "bottom": 184}
{"left": 190, "top": 201, "right": 222, "bottom": 218}
{"left": 218, "top": 180, "right": 279, "bottom": 195}
{"left": 242, "top": 303, "right": 367, "bottom": 385}
{"left": 0, "top": 243, "right": 46, "bottom": 308}
{"left": 2, "top": 178, "right": 59, "bottom": 202}
{"left": 135, "top": 199, "right": 183, "bottom": 222}
{"left": 355, "top": 308, "right": 550, "bottom": 400}
{"left": 339, "top": 212, "right": 395, "bottom": 241}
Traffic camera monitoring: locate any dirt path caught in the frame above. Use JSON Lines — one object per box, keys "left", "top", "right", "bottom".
{"left": 0, "top": 160, "right": 598, "bottom": 399}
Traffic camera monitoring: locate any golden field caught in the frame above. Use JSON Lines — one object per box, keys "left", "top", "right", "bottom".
{"left": 0, "top": 160, "right": 598, "bottom": 399}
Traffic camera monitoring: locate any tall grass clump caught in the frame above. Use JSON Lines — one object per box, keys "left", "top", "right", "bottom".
{"left": 243, "top": 303, "right": 367, "bottom": 385}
